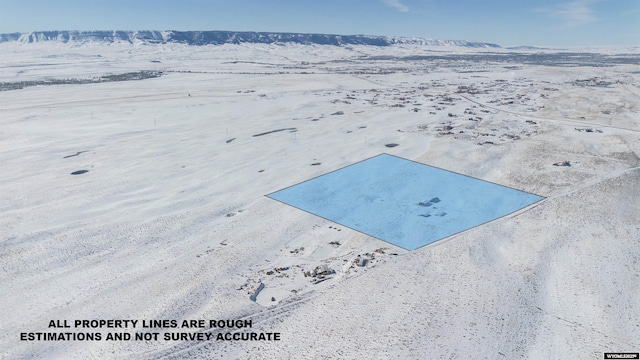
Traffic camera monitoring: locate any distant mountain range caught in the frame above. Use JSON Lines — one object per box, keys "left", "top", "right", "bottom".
{"left": 0, "top": 30, "right": 501, "bottom": 48}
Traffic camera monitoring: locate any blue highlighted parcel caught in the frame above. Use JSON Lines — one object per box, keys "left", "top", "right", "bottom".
{"left": 267, "top": 154, "right": 544, "bottom": 250}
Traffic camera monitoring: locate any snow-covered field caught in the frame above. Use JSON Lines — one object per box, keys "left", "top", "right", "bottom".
{"left": 1, "top": 41, "right": 639, "bottom": 359}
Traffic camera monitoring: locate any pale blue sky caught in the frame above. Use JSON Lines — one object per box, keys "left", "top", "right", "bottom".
{"left": 0, "top": 0, "right": 638, "bottom": 46}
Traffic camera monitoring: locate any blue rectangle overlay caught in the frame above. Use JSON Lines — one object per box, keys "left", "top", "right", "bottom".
{"left": 267, "top": 154, "right": 543, "bottom": 250}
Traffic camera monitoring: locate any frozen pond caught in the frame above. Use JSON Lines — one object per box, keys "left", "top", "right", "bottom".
{"left": 268, "top": 154, "right": 544, "bottom": 250}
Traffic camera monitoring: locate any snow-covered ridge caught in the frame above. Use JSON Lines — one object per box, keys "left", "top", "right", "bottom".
{"left": 0, "top": 30, "right": 501, "bottom": 48}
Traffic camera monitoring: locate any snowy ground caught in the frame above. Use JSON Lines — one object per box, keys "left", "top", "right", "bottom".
{"left": 1, "top": 41, "right": 639, "bottom": 359}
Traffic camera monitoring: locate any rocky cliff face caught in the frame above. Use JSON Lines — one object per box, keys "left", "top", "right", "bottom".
{"left": 0, "top": 30, "right": 501, "bottom": 48}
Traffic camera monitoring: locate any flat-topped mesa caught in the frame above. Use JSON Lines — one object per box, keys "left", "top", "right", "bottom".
{"left": 0, "top": 30, "right": 501, "bottom": 48}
